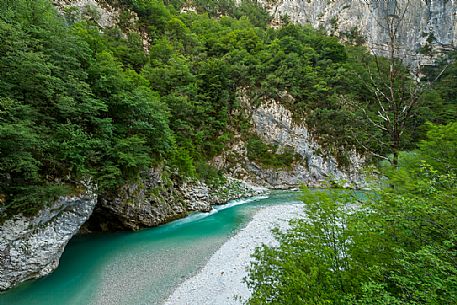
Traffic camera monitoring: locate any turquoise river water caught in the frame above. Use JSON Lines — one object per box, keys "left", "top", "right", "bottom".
{"left": 0, "top": 191, "right": 301, "bottom": 305}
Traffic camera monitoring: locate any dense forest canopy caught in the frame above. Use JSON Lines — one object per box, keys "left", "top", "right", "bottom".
{"left": 0, "top": 0, "right": 455, "bottom": 220}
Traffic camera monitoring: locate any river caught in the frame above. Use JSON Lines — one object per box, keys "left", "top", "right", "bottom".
{"left": 0, "top": 191, "right": 302, "bottom": 305}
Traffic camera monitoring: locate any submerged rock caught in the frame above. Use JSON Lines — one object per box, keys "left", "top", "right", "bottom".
{"left": 0, "top": 183, "right": 97, "bottom": 291}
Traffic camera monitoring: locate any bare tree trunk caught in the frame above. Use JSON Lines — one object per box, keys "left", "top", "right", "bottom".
{"left": 359, "top": 0, "right": 425, "bottom": 167}
{"left": 388, "top": 14, "right": 401, "bottom": 167}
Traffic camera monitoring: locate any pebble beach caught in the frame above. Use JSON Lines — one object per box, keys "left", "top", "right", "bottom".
{"left": 164, "top": 203, "right": 305, "bottom": 305}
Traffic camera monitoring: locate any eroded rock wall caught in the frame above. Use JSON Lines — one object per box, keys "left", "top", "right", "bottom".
{"left": 85, "top": 167, "right": 267, "bottom": 231}
{"left": 52, "top": 0, "right": 150, "bottom": 51}
{"left": 0, "top": 184, "right": 97, "bottom": 291}
{"left": 53, "top": 0, "right": 126, "bottom": 28}
{"left": 0, "top": 170, "right": 266, "bottom": 290}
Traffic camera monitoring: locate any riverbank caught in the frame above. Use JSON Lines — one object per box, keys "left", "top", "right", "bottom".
{"left": 0, "top": 192, "right": 302, "bottom": 305}
{"left": 164, "top": 203, "right": 305, "bottom": 305}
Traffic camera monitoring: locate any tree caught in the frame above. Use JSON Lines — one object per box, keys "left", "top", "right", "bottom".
{"left": 246, "top": 186, "right": 358, "bottom": 305}
{"left": 352, "top": 0, "right": 429, "bottom": 166}
{"left": 246, "top": 122, "right": 457, "bottom": 304}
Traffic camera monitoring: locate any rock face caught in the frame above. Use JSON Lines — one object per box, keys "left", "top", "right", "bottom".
{"left": 53, "top": 0, "right": 126, "bottom": 28}
{"left": 52, "top": 0, "right": 151, "bottom": 51}
{"left": 0, "top": 184, "right": 97, "bottom": 291}
{"left": 180, "top": 176, "right": 267, "bottom": 211}
{"left": 87, "top": 167, "right": 188, "bottom": 231}
{"left": 0, "top": 172, "right": 265, "bottom": 290}
{"left": 261, "top": 0, "right": 456, "bottom": 64}
{"left": 214, "top": 92, "right": 365, "bottom": 188}
{"left": 85, "top": 167, "right": 267, "bottom": 231}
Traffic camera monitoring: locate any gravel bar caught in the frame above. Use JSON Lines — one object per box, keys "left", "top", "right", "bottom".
{"left": 163, "top": 204, "right": 304, "bottom": 305}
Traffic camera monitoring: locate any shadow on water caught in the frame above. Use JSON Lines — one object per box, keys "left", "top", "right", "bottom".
{"left": 0, "top": 191, "right": 302, "bottom": 305}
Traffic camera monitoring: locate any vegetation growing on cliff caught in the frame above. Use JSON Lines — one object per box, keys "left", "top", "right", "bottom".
{"left": 246, "top": 135, "right": 297, "bottom": 168}
{"left": 0, "top": 0, "right": 455, "bottom": 219}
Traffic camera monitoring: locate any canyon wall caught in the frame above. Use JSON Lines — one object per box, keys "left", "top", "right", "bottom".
{"left": 261, "top": 0, "right": 456, "bottom": 64}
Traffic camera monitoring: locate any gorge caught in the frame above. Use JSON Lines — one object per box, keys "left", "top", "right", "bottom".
{"left": 0, "top": 0, "right": 456, "bottom": 303}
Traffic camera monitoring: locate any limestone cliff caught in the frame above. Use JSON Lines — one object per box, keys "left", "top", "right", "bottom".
{"left": 260, "top": 0, "right": 456, "bottom": 64}
{"left": 53, "top": 0, "right": 126, "bottom": 28}
{"left": 0, "top": 173, "right": 265, "bottom": 290}
{"left": 213, "top": 91, "right": 365, "bottom": 188}
{"left": 0, "top": 183, "right": 97, "bottom": 291}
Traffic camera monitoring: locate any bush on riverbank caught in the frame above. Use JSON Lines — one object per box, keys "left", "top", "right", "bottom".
{"left": 246, "top": 122, "right": 457, "bottom": 304}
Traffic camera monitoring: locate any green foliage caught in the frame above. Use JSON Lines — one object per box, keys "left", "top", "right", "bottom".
{"left": 247, "top": 186, "right": 357, "bottom": 305}
{"left": 0, "top": 0, "right": 173, "bottom": 216}
{"left": 195, "top": 162, "right": 225, "bottom": 186}
{"left": 0, "top": 185, "right": 71, "bottom": 222}
{"left": 417, "top": 122, "right": 457, "bottom": 173}
{"left": 180, "top": 0, "right": 270, "bottom": 27}
{"left": 246, "top": 136, "right": 296, "bottom": 168}
{"left": 247, "top": 123, "right": 457, "bottom": 304}
{"left": 170, "top": 146, "right": 196, "bottom": 178}
{"left": 428, "top": 51, "right": 457, "bottom": 123}
{"left": 0, "top": 0, "right": 454, "bottom": 219}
